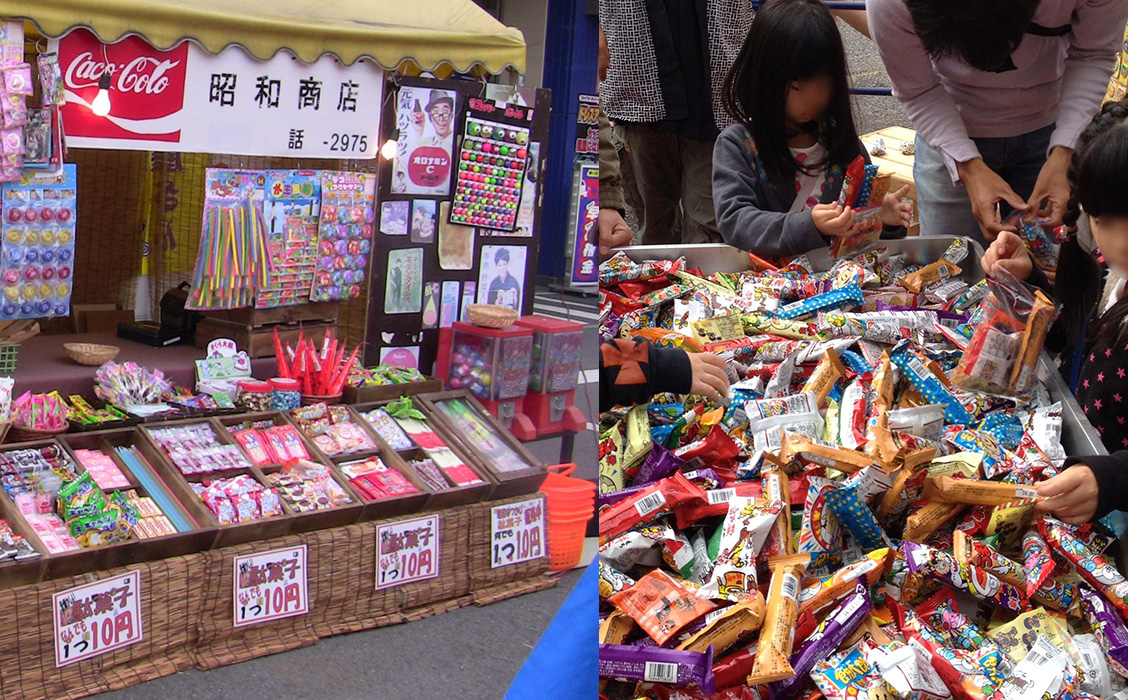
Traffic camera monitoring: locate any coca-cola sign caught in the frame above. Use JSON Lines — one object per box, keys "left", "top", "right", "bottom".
{"left": 50, "top": 29, "right": 383, "bottom": 158}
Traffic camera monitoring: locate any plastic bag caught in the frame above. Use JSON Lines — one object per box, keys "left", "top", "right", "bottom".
{"left": 951, "top": 266, "right": 1059, "bottom": 397}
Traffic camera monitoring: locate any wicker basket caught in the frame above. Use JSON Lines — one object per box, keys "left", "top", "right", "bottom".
{"left": 466, "top": 304, "right": 517, "bottom": 329}
{"left": 63, "top": 342, "right": 120, "bottom": 366}
{"left": 8, "top": 423, "right": 67, "bottom": 443}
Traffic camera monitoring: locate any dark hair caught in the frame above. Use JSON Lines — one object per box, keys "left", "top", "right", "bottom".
{"left": 904, "top": 0, "right": 1040, "bottom": 73}
{"left": 1056, "top": 100, "right": 1128, "bottom": 349}
{"left": 720, "top": 0, "right": 857, "bottom": 183}
{"left": 495, "top": 248, "right": 510, "bottom": 264}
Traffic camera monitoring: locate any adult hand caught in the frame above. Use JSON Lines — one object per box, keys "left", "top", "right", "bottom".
{"left": 980, "top": 230, "right": 1033, "bottom": 280}
{"left": 596, "top": 208, "right": 633, "bottom": 260}
{"left": 599, "top": 25, "right": 609, "bottom": 83}
{"left": 956, "top": 158, "right": 1028, "bottom": 241}
{"left": 812, "top": 203, "right": 858, "bottom": 238}
{"left": 1035, "top": 465, "right": 1099, "bottom": 525}
{"left": 688, "top": 352, "right": 730, "bottom": 404}
{"left": 881, "top": 185, "right": 913, "bottom": 228}
{"left": 1026, "top": 147, "right": 1072, "bottom": 226}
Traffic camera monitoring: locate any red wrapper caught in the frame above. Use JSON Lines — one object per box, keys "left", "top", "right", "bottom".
{"left": 674, "top": 481, "right": 763, "bottom": 530}
{"left": 1022, "top": 529, "right": 1054, "bottom": 597}
{"left": 675, "top": 425, "right": 741, "bottom": 482}
{"left": 1039, "top": 516, "right": 1128, "bottom": 619}
{"left": 711, "top": 645, "right": 757, "bottom": 691}
{"left": 838, "top": 155, "right": 866, "bottom": 208}
{"left": 599, "top": 471, "right": 707, "bottom": 541}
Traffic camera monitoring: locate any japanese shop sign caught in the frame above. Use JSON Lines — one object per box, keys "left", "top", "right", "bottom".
{"left": 50, "top": 29, "right": 383, "bottom": 158}
{"left": 53, "top": 571, "right": 143, "bottom": 667}
{"left": 233, "top": 545, "right": 309, "bottom": 628}
{"left": 491, "top": 497, "right": 546, "bottom": 568}
{"left": 576, "top": 93, "right": 598, "bottom": 158}
{"left": 376, "top": 515, "right": 441, "bottom": 589}
{"left": 570, "top": 164, "right": 599, "bottom": 285}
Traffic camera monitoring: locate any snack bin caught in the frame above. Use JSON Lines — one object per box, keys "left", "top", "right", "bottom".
{"left": 416, "top": 390, "right": 547, "bottom": 499}
{"left": 434, "top": 321, "right": 536, "bottom": 439}
{"left": 351, "top": 399, "right": 496, "bottom": 506}
{"left": 213, "top": 413, "right": 365, "bottom": 532}
{"left": 514, "top": 315, "right": 587, "bottom": 437}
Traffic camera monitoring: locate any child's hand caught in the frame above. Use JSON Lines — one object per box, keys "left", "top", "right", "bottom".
{"left": 688, "top": 352, "right": 730, "bottom": 405}
{"left": 980, "top": 230, "right": 1033, "bottom": 280}
{"left": 1035, "top": 465, "right": 1099, "bottom": 524}
{"left": 881, "top": 185, "right": 912, "bottom": 228}
{"left": 812, "top": 203, "right": 857, "bottom": 238}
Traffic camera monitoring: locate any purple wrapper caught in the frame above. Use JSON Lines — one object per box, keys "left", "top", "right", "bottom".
{"left": 772, "top": 580, "right": 872, "bottom": 699}
{"left": 598, "top": 643, "right": 716, "bottom": 693}
{"left": 902, "top": 540, "right": 1027, "bottom": 613}
{"left": 1079, "top": 586, "right": 1128, "bottom": 677}
{"left": 598, "top": 468, "right": 723, "bottom": 510}
{"left": 634, "top": 443, "right": 687, "bottom": 486}
{"left": 598, "top": 483, "right": 648, "bottom": 510}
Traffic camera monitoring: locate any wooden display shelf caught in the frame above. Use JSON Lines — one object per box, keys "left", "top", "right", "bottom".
{"left": 342, "top": 376, "right": 444, "bottom": 404}
{"left": 194, "top": 318, "right": 335, "bottom": 358}
{"left": 416, "top": 390, "right": 548, "bottom": 499}
{"left": 200, "top": 301, "right": 340, "bottom": 329}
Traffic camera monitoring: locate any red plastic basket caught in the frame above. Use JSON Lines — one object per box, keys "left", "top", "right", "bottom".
{"left": 548, "top": 515, "right": 589, "bottom": 571}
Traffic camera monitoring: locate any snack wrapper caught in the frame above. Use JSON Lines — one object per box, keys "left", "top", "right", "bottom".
{"left": 610, "top": 568, "right": 718, "bottom": 645}
{"left": 744, "top": 313, "right": 829, "bottom": 341}
{"left": 891, "top": 339, "right": 971, "bottom": 424}
{"left": 759, "top": 468, "right": 792, "bottom": 560}
{"left": 1008, "top": 290, "right": 1057, "bottom": 395}
{"left": 634, "top": 442, "right": 688, "bottom": 486}
{"left": 797, "top": 476, "right": 843, "bottom": 578}
{"left": 599, "top": 560, "right": 636, "bottom": 601}
{"left": 600, "top": 524, "right": 668, "bottom": 570}
{"left": 1022, "top": 530, "right": 1055, "bottom": 597}
{"left": 776, "top": 284, "right": 864, "bottom": 321}
{"left": 867, "top": 640, "right": 952, "bottom": 699}
{"left": 986, "top": 607, "right": 1073, "bottom": 665}
{"left": 678, "top": 594, "right": 766, "bottom": 654}
{"left": 1079, "top": 585, "right": 1128, "bottom": 677}
{"left": 600, "top": 610, "right": 635, "bottom": 645}
{"left": 902, "top": 540, "right": 1027, "bottom": 613}
{"left": 818, "top": 310, "right": 933, "bottom": 343}
{"left": 903, "top": 501, "right": 964, "bottom": 543}
{"left": 771, "top": 581, "right": 872, "bottom": 699}
{"left": 922, "top": 475, "right": 1036, "bottom": 507}
{"left": 599, "top": 423, "right": 625, "bottom": 494}
{"left": 811, "top": 639, "right": 894, "bottom": 699}
{"left": 799, "top": 547, "right": 891, "bottom": 614}
{"left": 988, "top": 634, "right": 1073, "bottom": 700}
{"left": 839, "top": 373, "right": 871, "bottom": 450}
{"left": 824, "top": 481, "right": 890, "bottom": 551}
{"left": 746, "top": 554, "right": 808, "bottom": 684}
{"left": 699, "top": 498, "right": 782, "bottom": 602}
{"left": 952, "top": 530, "right": 1024, "bottom": 588}
{"left": 952, "top": 279, "right": 990, "bottom": 312}
{"left": 1011, "top": 215, "right": 1059, "bottom": 273}
{"left": 1040, "top": 516, "right": 1128, "bottom": 619}
{"left": 712, "top": 646, "right": 758, "bottom": 692}
{"left": 599, "top": 471, "right": 707, "bottom": 541}
{"left": 778, "top": 431, "right": 874, "bottom": 474}
{"left": 598, "top": 643, "right": 715, "bottom": 693}
{"left": 899, "top": 260, "right": 961, "bottom": 294}
{"left": 800, "top": 348, "right": 845, "bottom": 406}
{"left": 916, "top": 588, "right": 996, "bottom": 658}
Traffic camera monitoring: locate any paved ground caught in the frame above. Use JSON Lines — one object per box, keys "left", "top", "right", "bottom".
{"left": 838, "top": 19, "right": 911, "bottom": 136}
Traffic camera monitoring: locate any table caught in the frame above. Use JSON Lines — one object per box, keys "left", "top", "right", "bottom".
{"left": 11, "top": 331, "right": 277, "bottom": 396}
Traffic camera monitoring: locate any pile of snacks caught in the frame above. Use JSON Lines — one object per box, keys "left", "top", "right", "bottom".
{"left": 0, "top": 520, "right": 38, "bottom": 560}
{"left": 191, "top": 475, "right": 284, "bottom": 525}
{"left": 290, "top": 403, "right": 376, "bottom": 457}
{"left": 73, "top": 449, "right": 130, "bottom": 489}
{"left": 119, "top": 490, "right": 177, "bottom": 539}
{"left": 263, "top": 459, "right": 352, "bottom": 512}
{"left": 597, "top": 240, "right": 1128, "bottom": 700}
{"left": 61, "top": 394, "right": 132, "bottom": 428}
{"left": 347, "top": 363, "right": 427, "bottom": 388}
{"left": 11, "top": 391, "right": 67, "bottom": 431}
{"left": 225, "top": 419, "right": 310, "bottom": 466}
{"left": 95, "top": 362, "right": 171, "bottom": 408}
{"left": 339, "top": 456, "right": 420, "bottom": 501}
{"left": 147, "top": 423, "right": 254, "bottom": 475}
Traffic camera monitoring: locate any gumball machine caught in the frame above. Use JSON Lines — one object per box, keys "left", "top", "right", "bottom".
{"left": 435, "top": 321, "right": 536, "bottom": 439}
{"left": 514, "top": 316, "right": 587, "bottom": 438}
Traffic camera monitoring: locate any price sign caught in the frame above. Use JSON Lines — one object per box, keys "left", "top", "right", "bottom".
{"left": 232, "top": 545, "right": 309, "bottom": 628}
{"left": 491, "top": 497, "right": 546, "bottom": 568}
{"left": 53, "top": 571, "right": 143, "bottom": 667}
{"left": 376, "top": 515, "right": 441, "bottom": 589}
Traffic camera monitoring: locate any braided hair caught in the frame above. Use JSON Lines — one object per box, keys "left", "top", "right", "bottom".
{"left": 1055, "top": 100, "right": 1128, "bottom": 350}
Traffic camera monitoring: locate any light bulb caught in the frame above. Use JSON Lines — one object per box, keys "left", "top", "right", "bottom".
{"left": 380, "top": 138, "right": 398, "bottom": 160}
{"left": 91, "top": 72, "right": 112, "bottom": 117}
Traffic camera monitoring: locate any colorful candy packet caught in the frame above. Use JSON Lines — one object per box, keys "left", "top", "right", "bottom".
{"left": 776, "top": 284, "right": 865, "bottom": 321}
{"left": 902, "top": 540, "right": 1028, "bottom": 613}
{"left": 598, "top": 643, "right": 715, "bottom": 693}
{"left": 609, "top": 568, "right": 717, "bottom": 645}
{"left": 824, "top": 480, "right": 891, "bottom": 551}
{"left": 987, "top": 635, "right": 1075, "bottom": 700}
{"left": 915, "top": 588, "right": 999, "bottom": 663}
{"left": 922, "top": 475, "right": 1037, "bottom": 507}
{"left": 759, "top": 467, "right": 793, "bottom": 561}
{"left": 599, "top": 471, "right": 707, "bottom": 541}
{"left": 598, "top": 560, "right": 636, "bottom": 601}
{"left": 797, "top": 476, "right": 843, "bottom": 578}
{"left": 1040, "top": 516, "right": 1128, "bottom": 619}
{"left": 799, "top": 547, "right": 892, "bottom": 614}
{"left": 890, "top": 339, "right": 972, "bottom": 425}
{"left": 986, "top": 607, "right": 1074, "bottom": 665}
{"left": 800, "top": 347, "right": 845, "bottom": 406}
{"left": 952, "top": 530, "right": 1025, "bottom": 589}
{"left": 1078, "top": 585, "right": 1128, "bottom": 677}
{"left": 698, "top": 497, "right": 782, "bottom": 602}
{"left": 677, "top": 594, "right": 766, "bottom": 655}
{"left": 746, "top": 554, "right": 808, "bottom": 685}
{"left": 810, "top": 638, "right": 894, "bottom": 699}
{"left": 1007, "top": 290, "right": 1057, "bottom": 395}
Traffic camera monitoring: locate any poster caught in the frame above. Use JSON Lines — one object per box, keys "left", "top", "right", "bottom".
{"left": 422, "top": 282, "right": 440, "bottom": 329}
{"left": 379, "top": 200, "right": 409, "bottom": 235}
{"left": 391, "top": 85, "right": 458, "bottom": 196}
{"left": 51, "top": 29, "right": 383, "bottom": 158}
{"left": 478, "top": 245, "right": 526, "bottom": 311}
{"left": 380, "top": 346, "right": 421, "bottom": 369}
{"left": 384, "top": 248, "right": 423, "bottom": 314}
{"left": 570, "top": 164, "right": 599, "bottom": 286}
{"left": 513, "top": 142, "right": 541, "bottom": 238}
{"left": 410, "top": 199, "right": 437, "bottom": 243}
{"left": 576, "top": 93, "right": 599, "bottom": 158}
{"left": 232, "top": 545, "right": 309, "bottom": 628}
{"left": 460, "top": 282, "right": 476, "bottom": 322}
{"left": 311, "top": 171, "right": 376, "bottom": 302}
{"left": 437, "top": 201, "right": 474, "bottom": 270}
{"left": 258, "top": 170, "right": 321, "bottom": 307}
{"left": 491, "top": 498, "right": 546, "bottom": 568}
{"left": 53, "top": 571, "right": 143, "bottom": 667}
{"left": 440, "top": 281, "right": 460, "bottom": 328}
{"left": 376, "top": 515, "right": 441, "bottom": 589}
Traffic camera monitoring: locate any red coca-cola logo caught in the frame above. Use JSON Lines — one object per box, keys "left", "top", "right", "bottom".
{"left": 58, "top": 29, "right": 187, "bottom": 142}
{"left": 408, "top": 147, "right": 451, "bottom": 188}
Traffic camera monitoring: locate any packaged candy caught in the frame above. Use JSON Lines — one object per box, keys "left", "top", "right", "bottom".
{"left": 988, "top": 635, "right": 1073, "bottom": 700}
{"left": 759, "top": 468, "right": 792, "bottom": 561}
{"left": 800, "top": 348, "right": 844, "bottom": 406}
{"left": 776, "top": 284, "right": 864, "bottom": 321}
{"left": 986, "top": 607, "right": 1073, "bottom": 665}
{"left": 699, "top": 498, "right": 782, "bottom": 602}
{"left": 866, "top": 639, "right": 952, "bottom": 699}
{"left": 915, "top": 588, "right": 995, "bottom": 656}
{"left": 1040, "top": 516, "right": 1128, "bottom": 619}
{"left": 1008, "top": 213, "right": 1059, "bottom": 273}
{"left": 1078, "top": 585, "right": 1128, "bottom": 677}
{"left": 952, "top": 530, "right": 1024, "bottom": 589}
{"left": 797, "top": 476, "right": 842, "bottom": 578}
{"left": 890, "top": 339, "right": 971, "bottom": 425}
{"left": 899, "top": 260, "right": 961, "bottom": 294}
{"left": 902, "top": 540, "right": 1027, "bottom": 613}
{"left": 677, "top": 594, "right": 766, "bottom": 654}
{"left": 599, "top": 643, "right": 715, "bottom": 693}
{"left": 1007, "top": 290, "right": 1057, "bottom": 395}
{"left": 1022, "top": 530, "right": 1055, "bottom": 597}
{"left": 599, "top": 471, "right": 707, "bottom": 541}
{"left": 610, "top": 569, "right": 717, "bottom": 645}
{"left": 811, "top": 638, "right": 893, "bottom": 699}
{"left": 824, "top": 481, "right": 890, "bottom": 551}
{"left": 922, "top": 475, "right": 1037, "bottom": 507}
{"left": 746, "top": 554, "right": 808, "bottom": 684}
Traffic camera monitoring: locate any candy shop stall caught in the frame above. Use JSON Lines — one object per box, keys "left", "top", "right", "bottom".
{"left": 596, "top": 235, "right": 1128, "bottom": 700}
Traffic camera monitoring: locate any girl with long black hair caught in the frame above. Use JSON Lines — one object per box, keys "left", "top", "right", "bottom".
{"left": 712, "top": 0, "right": 912, "bottom": 258}
{"left": 982, "top": 100, "right": 1128, "bottom": 524}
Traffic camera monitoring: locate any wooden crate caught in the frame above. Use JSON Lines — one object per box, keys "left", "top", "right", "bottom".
{"left": 193, "top": 318, "right": 335, "bottom": 358}
{"left": 465, "top": 493, "right": 550, "bottom": 597}
{"left": 342, "top": 377, "right": 444, "bottom": 405}
{"left": 201, "top": 301, "right": 339, "bottom": 329}
{"left": 861, "top": 126, "right": 920, "bottom": 237}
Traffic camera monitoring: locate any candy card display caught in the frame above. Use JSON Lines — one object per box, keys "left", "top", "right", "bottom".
{"left": 312, "top": 171, "right": 375, "bottom": 302}
{"left": 0, "top": 23, "right": 28, "bottom": 182}
{"left": 450, "top": 115, "right": 531, "bottom": 232}
{"left": 0, "top": 163, "right": 77, "bottom": 319}
{"left": 257, "top": 170, "right": 321, "bottom": 308}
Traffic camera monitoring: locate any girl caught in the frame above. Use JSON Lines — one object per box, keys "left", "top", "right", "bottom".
{"left": 982, "top": 100, "right": 1128, "bottom": 524}
{"left": 713, "top": 0, "right": 912, "bottom": 258}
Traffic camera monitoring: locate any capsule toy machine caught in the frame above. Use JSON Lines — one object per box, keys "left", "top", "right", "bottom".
{"left": 514, "top": 315, "right": 586, "bottom": 438}
{"left": 435, "top": 321, "right": 535, "bottom": 438}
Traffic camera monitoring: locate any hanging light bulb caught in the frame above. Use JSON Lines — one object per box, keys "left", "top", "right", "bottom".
{"left": 380, "top": 137, "right": 398, "bottom": 160}
{"left": 91, "top": 72, "right": 112, "bottom": 117}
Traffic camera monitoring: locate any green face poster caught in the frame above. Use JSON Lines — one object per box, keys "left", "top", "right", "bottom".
{"left": 384, "top": 248, "right": 423, "bottom": 314}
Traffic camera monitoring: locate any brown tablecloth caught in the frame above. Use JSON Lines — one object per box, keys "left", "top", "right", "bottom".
{"left": 12, "top": 331, "right": 277, "bottom": 396}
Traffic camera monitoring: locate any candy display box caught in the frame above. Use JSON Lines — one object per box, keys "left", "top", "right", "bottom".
{"left": 434, "top": 321, "right": 536, "bottom": 439}
{"left": 342, "top": 375, "right": 444, "bottom": 404}
{"left": 417, "top": 390, "right": 547, "bottom": 499}
{"left": 514, "top": 315, "right": 587, "bottom": 438}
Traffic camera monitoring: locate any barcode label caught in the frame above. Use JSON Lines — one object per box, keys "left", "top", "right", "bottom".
{"left": 1024, "top": 649, "right": 1048, "bottom": 666}
{"left": 705, "top": 607, "right": 728, "bottom": 625}
{"left": 781, "top": 572, "right": 799, "bottom": 602}
{"left": 682, "top": 458, "right": 705, "bottom": 470}
{"left": 635, "top": 491, "right": 667, "bottom": 517}
{"left": 708, "top": 488, "right": 737, "bottom": 505}
{"left": 843, "top": 559, "right": 878, "bottom": 583}
{"left": 644, "top": 661, "right": 679, "bottom": 684}
{"left": 766, "top": 476, "right": 782, "bottom": 503}
{"left": 1015, "top": 487, "right": 1038, "bottom": 500}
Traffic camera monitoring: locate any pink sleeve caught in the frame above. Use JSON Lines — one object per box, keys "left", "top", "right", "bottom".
{"left": 1050, "top": 0, "right": 1128, "bottom": 152}
{"left": 869, "top": 0, "right": 980, "bottom": 183}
